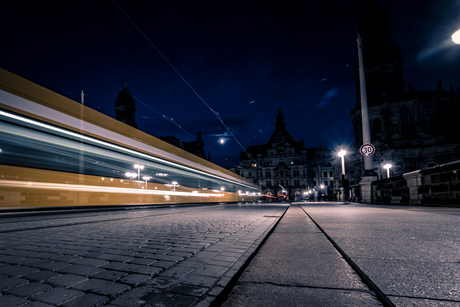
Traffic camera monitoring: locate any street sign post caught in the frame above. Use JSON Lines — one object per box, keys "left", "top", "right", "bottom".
{"left": 360, "top": 143, "right": 375, "bottom": 156}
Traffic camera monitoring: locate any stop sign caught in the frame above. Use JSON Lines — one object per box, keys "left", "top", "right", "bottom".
{"left": 360, "top": 143, "right": 375, "bottom": 156}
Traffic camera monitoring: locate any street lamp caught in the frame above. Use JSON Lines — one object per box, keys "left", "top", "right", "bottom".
{"left": 125, "top": 172, "right": 137, "bottom": 183}
{"left": 383, "top": 163, "right": 392, "bottom": 178}
{"left": 452, "top": 29, "right": 460, "bottom": 44}
{"left": 143, "top": 176, "right": 151, "bottom": 188}
{"left": 338, "top": 149, "right": 346, "bottom": 175}
{"left": 134, "top": 164, "right": 144, "bottom": 179}
{"left": 171, "top": 181, "right": 178, "bottom": 190}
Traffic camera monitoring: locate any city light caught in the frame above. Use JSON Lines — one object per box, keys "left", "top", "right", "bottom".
{"left": 125, "top": 172, "right": 137, "bottom": 183}
{"left": 452, "top": 29, "right": 460, "bottom": 44}
{"left": 383, "top": 163, "right": 392, "bottom": 178}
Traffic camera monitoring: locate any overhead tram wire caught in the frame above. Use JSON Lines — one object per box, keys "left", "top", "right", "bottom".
{"left": 112, "top": 0, "right": 262, "bottom": 168}
{"left": 1, "top": 10, "right": 238, "bottom": 166}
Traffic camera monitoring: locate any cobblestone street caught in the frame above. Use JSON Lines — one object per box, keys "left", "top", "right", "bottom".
{"left": 0, "top": 203, "right": 288, "bottom": 306}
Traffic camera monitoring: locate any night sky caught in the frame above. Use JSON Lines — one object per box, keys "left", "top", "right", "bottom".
{"left": 1, "top": 0, "right": 459, "bottom": 168}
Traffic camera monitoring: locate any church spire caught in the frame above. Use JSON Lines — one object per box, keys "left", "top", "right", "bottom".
{"left": 275, "top": 107, "right": 286, "bottom": 129}
{"left": 114, "top": 83, "right": 137, "bottom": 128}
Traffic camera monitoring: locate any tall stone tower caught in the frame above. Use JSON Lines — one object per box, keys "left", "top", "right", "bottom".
{"left": 114, "top": 83, "right": 137, "bottom": 128}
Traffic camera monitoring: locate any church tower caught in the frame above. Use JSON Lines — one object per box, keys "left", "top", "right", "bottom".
{"left": 114, "top": 84, "right": 137, "bottom": 128}
{"left": 353, "top": 0, "right": 405, "bottom": 106}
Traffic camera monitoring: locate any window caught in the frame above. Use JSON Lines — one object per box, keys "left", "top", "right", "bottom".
{"left": 303, "top": 169, "right": 306, "bottom": 176}
{"left": 293, "top": 170, "right": 300, "bottom": 177}
{"left": 265, "top": 171, "right": 271, "bottom": 178}
{"left": 252, "top": 163, "right": 257, "bottom": 168}
{"left": 313, "top": 172, "right": 316, "bottom": 178}
{"left": 266, "top": 180, "right": 272, "bottom": 187}
{"left": 248, "top": 172, "right": 252, "bottom": 177}
{"left": 258, "top": 172, "right": 262, "bottom": 178}
{"left": 329, "top": 171, "right": 333, "bottom": 177}
{"left": 313, "top": 181, "right": 317, "bottom": 186}
{"left": 324, "top": 171, "right": 327, "bottom": 178}
{"left": 294, "top": 179, "right": 300, "bottom": 186}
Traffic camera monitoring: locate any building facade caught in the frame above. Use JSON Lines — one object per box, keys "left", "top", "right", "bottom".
{"left": 238, "top": 108, "right": 334, "bottom": 201}
{"left": 345, "top": 0, "right": 460, "bottom": 186}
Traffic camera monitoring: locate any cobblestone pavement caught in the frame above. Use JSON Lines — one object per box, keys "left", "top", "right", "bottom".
{"left": 0, "top": 202, "right": 288, "bottom": 306}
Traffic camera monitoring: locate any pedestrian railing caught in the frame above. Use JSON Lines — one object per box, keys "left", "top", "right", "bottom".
{"left": 368, "top": 160, "right": 460, "bottom": 206}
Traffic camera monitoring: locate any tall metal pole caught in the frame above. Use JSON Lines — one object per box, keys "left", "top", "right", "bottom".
{"left": 79, "top": 90, "right": 85, "bottom": 184}
{"left": 356, "top": 34, "right": 373, "bottom": 173}
{"left": 341, "top": 155, "right": 345, "bottom": 175}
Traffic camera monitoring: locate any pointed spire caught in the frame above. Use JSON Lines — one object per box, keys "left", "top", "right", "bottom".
{"left": 275, "top": 107, "right": 286, "bottom": 129}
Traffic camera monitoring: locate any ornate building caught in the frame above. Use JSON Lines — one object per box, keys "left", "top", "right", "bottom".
{"left": 114, "top": 83, "right": 137, "bottom": 128}
{"left": 346, "top": 0, "right": 460, "bottom": 185}
{"left": 238, "top": 108, "right": 334, "bottom": 200}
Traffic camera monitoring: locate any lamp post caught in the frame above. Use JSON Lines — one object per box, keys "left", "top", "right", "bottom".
{"left": 357, "top": 34, "right": 374, "bottom": 175}
{"left": 143, "top": 176, "right": 151, "bottom": 188}
{"left": 134, "top": 164, "right": 144, "bottom": 179}
{"left": 125, "top": 172, "right": 137, "bottom": 183}
{"left": 383, "top": 163, "right": 392, "bottom": 179}
{"left": 320, "top": 184, "right": 325, "bottom": 201}
{"left": 338, "top": 149, "right": 346, "bottom": 175}
{"left": 172, "top": 181, "right": 178, "bottom": 191}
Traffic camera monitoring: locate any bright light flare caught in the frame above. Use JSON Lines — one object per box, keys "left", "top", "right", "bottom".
{"left": 383, "top": 163, "right": 392, "bottom": 170}
{"left": 134, "top": 164, "right": 144, "bottom": 170}
{"left": 219, "top": 138, "right": 225, "bottom": 144}
{"left": 452, "top": 29, "right": 460, "bottom": 44}
{"left": 0, "top": 180, "right": 222, "bottom": 197}
{"left": 338, "top": 149, "right": 346, "bottom": 157}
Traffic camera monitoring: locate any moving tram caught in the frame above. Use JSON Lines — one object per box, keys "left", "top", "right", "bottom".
{"left": 0, "top": 68, "right": 260, "bottom": 208}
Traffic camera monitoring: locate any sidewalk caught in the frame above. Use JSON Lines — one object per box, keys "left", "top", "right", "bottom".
{"left": 221, "top": 203, "right": 382, "bottom": 306}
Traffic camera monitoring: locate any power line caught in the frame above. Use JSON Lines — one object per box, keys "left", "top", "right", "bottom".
{"left": 112, "top": 0, "right": 262, "bottom": 168}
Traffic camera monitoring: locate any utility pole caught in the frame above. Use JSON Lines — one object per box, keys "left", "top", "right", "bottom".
{"left": 356, "top": 34, "right": 377, "bottom": 203}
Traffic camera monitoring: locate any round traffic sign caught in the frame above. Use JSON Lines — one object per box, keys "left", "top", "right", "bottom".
{"left": 360, "top": 143, "right": 375, "bottom": 156}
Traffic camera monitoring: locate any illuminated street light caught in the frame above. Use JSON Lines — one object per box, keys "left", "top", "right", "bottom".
{"left": 125, "top": 172, "right": 137, "bottom": 183}
{"left": 338, "top": 149, "right": 347, "bottom": 175}
{"left": 452, "top": 29, "right": 460, "bottom": 44}
{"left": 383, "top": 163, "right": 392, "bottom": 178}
{"left": 134, "top": 164, "right": 144, "bottom": 180}
{"left": 172, "top": 181, "right": 178, "bottom": 190}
